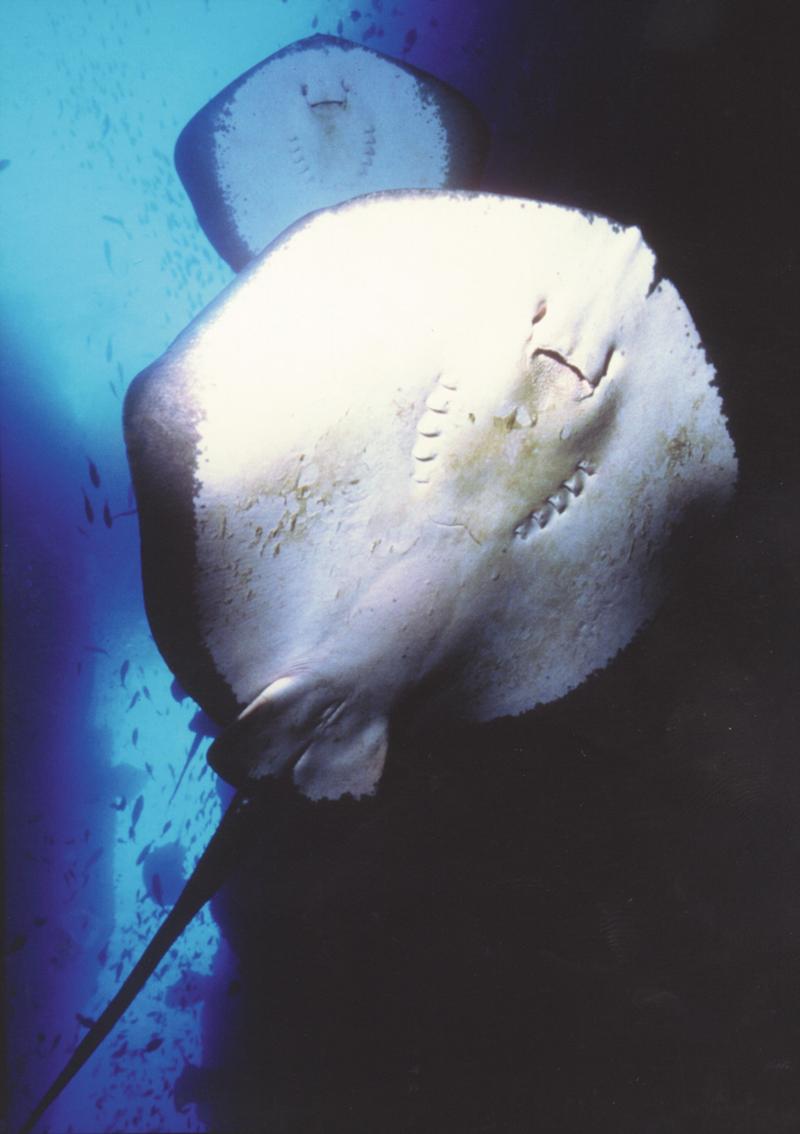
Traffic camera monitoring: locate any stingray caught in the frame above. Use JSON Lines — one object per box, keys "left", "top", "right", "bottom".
{"left": 175, "top": 35, "right": 488, "bottom": 271}
{"left": 20, "top": 191, "right": 736, "bottom": 1132}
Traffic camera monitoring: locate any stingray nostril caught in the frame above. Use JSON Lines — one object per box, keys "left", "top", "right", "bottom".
{"left": 531, "top": 300, "right": 547, "bottom": 326}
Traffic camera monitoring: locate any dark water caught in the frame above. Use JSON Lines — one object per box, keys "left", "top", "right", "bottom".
{"left": 2, "top": 1, "right": 797, "bottom": 1132}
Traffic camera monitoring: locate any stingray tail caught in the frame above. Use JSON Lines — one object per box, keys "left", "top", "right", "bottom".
{"left": 18, "top": 786, "right": 268, "bottom": 1134}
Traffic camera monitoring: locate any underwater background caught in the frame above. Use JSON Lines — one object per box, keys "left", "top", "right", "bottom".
{"left": 2, "top": 1, "right": 797, "bottom": 1132}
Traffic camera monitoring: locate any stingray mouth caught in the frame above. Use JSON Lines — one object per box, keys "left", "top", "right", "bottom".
{"left": 308, "top": 98, "right": 347, "bottom": 109}
{"left": 513, "top": 459, "right": 596, "bottom": 540}
{"left": 301, "top": 80, "right": 349, "bottom": 110}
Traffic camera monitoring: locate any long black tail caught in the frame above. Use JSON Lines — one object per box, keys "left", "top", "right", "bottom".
{"left": 18, "top": 786, "right": 268, "bottom": 1134}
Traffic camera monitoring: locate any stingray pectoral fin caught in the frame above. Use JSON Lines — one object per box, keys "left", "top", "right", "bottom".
{"left": 208, "top": 675, "right": 389, "bottom": 801}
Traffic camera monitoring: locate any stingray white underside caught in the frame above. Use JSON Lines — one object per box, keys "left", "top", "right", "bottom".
{"left": 145, "top": 191, "right": 736, "bottom": 799}
{"left": 178, "top": 36, "right": 487, "bottom": 269}
{"left": 216, "top": 44, "right": 453, "bottom": 257}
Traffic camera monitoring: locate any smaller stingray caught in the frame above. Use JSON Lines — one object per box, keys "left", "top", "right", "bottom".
{"left": 175, "top": 34, "right": 488, "bottom": 270}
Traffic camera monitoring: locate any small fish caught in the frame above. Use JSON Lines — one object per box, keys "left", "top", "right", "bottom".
{"left": 98, "top": 942, "right": 109, "bottom": 966}
{"left": 50, "top": 1033, "right": 62, "bottom": 1050}
{"left": 103, "top": 501, "right": 113, "bottom": 528}
{"left": 110, "top": 795, "right": 126, "bottom": 811}
{"left": 111, "top": 1042, "right": 128, "bottom": 1059}
{"left": 143, "top": 1037, "right": 163, "bottom": 1054}
{"left": 87, "top": 458, "right": 101, "bottom": 488}
{"left": 151, "top": 873, "right": 163, "bottom": 906}
{"left": 142, "top": 685, "right": 151, "bottom": 701}
{"left": 0, "top": 159, "right": 10, "bottom": 172}
{"left": 145, "top": 761, "right": 155, "bottom": 780}
{"left": 135, "top": 842, "right": 152, "bottom": 866}
{"left": 85, "top": 847, "right": 104, "bottom": 871}
{"left": 403, "top": 27, "right": 417, "bottom": 53}
{"left": 102, "top": 214, "right": 125, "bottom": 229}
{"left": 132, "top": 728, "right": 139, "bottom": 747}
{"left": 103, "top": 239, "right": 112, "bottom": 270}
{"left": 120, "top": 659, "right": 130, "bottom": 686}
{"left": 75, "top": 1013, "right": 96, "bottom": 1029}
{"left": 82, "top": 489, "right": 95, "bottom": 524}
{"left": 130, "top": 794, "right": 144, "bottom": 835}
{"left": 161, "top": 820, "right": 172, "bottom": 836}
{"left": 127, "top": 691, "right": 140, "bottom": 711}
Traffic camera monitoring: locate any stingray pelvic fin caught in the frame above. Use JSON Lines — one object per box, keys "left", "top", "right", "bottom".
{"left": 208, "top": 675, "right": 390, "bottom": 800}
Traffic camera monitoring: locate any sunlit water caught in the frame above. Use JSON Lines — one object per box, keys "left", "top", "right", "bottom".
{"left": 2, "top": 2, "right": 512, "bottom": 1130}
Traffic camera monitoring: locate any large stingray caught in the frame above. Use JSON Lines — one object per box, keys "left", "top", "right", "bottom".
{"left": 175, "top": 35, "right": 489, "bottom": 270}
{"left": 20, "top": 191, "right": 736, "bottom": 1132}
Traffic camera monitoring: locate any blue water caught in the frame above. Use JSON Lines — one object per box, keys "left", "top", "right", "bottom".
{"left": 0, "top": 3, "right": 564, "bottom": 1130}
{"left": 5, "top": 2, "right": 791, "bottom": 1133}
